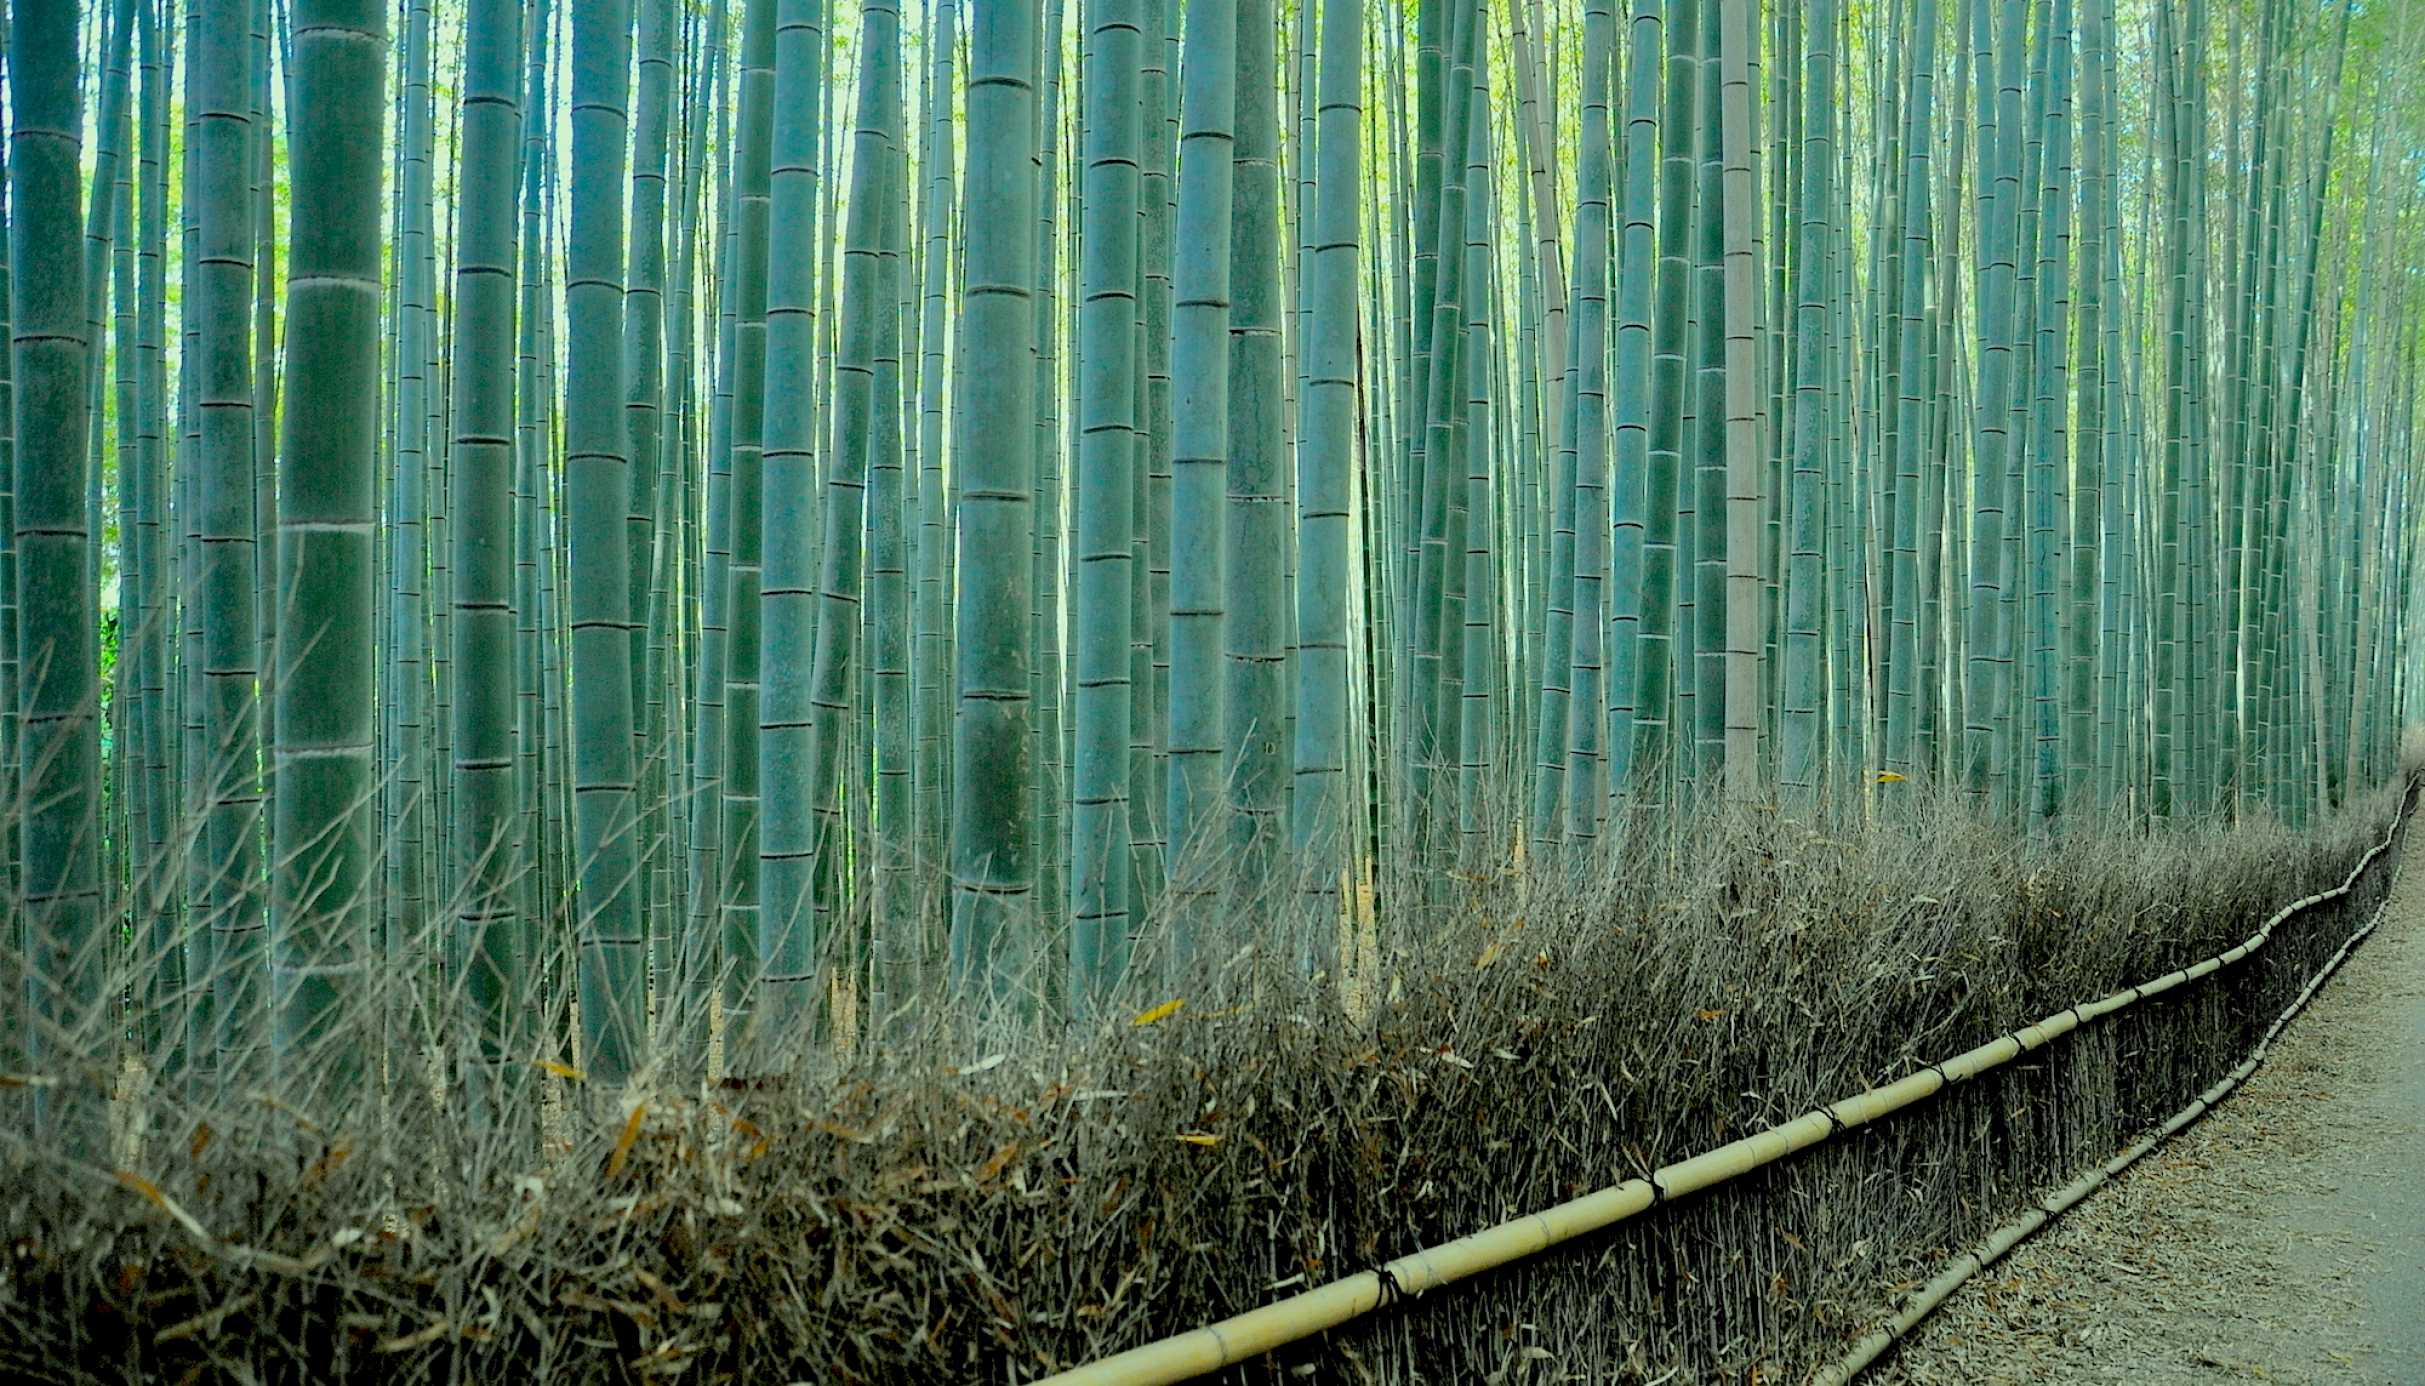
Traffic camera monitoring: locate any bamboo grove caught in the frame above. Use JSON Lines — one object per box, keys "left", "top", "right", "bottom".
{"left": 5, "top": 0, "right": 2425, "bottom": 1124}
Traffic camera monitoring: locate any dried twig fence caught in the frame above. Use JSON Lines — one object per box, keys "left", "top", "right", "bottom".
{"left": 1043, "top": 780, "right": 2419, "bottom": 1386}
{"left": 1811, "top": 796, "right": 2416, "bottom": 1383}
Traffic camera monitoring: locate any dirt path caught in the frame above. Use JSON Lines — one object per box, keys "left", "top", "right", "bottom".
{"left": 1875, "top": 839, "right": 2425, "bottom": 1386}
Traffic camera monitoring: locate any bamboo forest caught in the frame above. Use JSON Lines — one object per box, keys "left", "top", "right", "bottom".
{"left": 6, "top": 0, "right": 2425, "bottom": 1380}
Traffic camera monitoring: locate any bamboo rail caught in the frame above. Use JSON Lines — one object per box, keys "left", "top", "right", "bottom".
{"left": 1037, "top": 784, "right": 2416, "bottom": 1386}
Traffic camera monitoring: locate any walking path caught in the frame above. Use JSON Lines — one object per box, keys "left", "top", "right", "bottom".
{"left": 1876, "top": 839, "right": 2425, "bottom": 1385}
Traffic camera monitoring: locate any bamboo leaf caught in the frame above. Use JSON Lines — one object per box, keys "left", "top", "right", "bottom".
{"left": 606, "top": 1102, "right": 649, "bottom": 1178}
{"left": 1131, "top": 998, "right": 1187, "bottom": 1026}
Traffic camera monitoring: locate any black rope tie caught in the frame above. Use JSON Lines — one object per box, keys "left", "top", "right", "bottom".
{"left": 1371, "top": 1262, "right": 1405, "bottom": 1309}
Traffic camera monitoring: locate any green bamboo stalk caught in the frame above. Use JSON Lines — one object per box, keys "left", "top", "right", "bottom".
{"left": 1684, "top": 0, "right": 1728, "bottom": 784}
{"left": 185, "top": 0, "right": 266, "bottom": 1093}
{"left": 84, "top": 0, "right": 130, "bottom": 946}
{"left": 131, "top": 0, "right": 187, "bottom": 1074}
{"left": 564, "top": 0, "right": 645, "bottom": 1077}
{"left": 1880, "top": 0, "right": 1939, "bottom": 777}
{"left": 1292, "top": 0, "right": 1361, "bottom": 959}
{"left": 272, "top": 0, "right": 385, "bottom": 1107}
{"left": 717, "top": 0, "right": 777, "bottom": 1041}
{"left": 755, "top": 0, "right": 833, "bottom": 1046}
{"left": 1548, "top": 0, "right": 1613, "bottom": 844}
{"left": 2022, "top": 0, "right": 2074, "bottom": 823}
{"left": 1717, "top": 0, "right": 1763, "bottom": 798}
{"left": 1129, "top": 0, "right": 1173, "bottom": 927}
{"left": 1161, "top": 0, "right": 1235, "bottom": 937}
{"left": 1224, "top": 0, "right": 1287, "bottom": 892}
{"left": 451, "top": 0, "right": 529, "bottom": 1129}
{"left": 1408, "top": 0, "right": 1476, "bottom": 862}
{"left": 1604, "top": 0, "right": 1658, "bottom": 805}
{"left": 1960, "top": 0, "right": 2022, "bottom": 808}
{"left": 0, "top": 25, "right": 15, "bottom": 936}
{"left": 680, "top": 0, "right": 733, "bottom": 1014}
{"left": 514, "top": 0, "right": 557, "bottom": 999}
{"left": 2151, "top": 0, "right": 2194, "bottom": 820}
{"left": 1030, "top": 0, "right": 1071, "bottom": 990}
{"left": 623, "top": 0, "right": 674, "bottom": 983}
{"left": 83, "top": 0, "right": 134, "bottom": 981}
{"left": 1451, "top": 28, "right": 1497, "bottom": 860}
{"left": 1630, "top": 0, "right": 1696, "bottom": 806}
{"left": 1778, "top": 0, "right": 1833, "bottom": 807}
{"left": 11, "top": 0, "right": 102, "bottom": 1133}
{"left": 912, "top": 0, "right": 958, "bottom": 911}
{"left": 1071, "top": 0, "right": 1142, "bottom": 1005}
{"left": 948, "top": 0, "right": 1040, "bottom": 998}
{"left": 387, "top": 0, "right": 435, "bottom": 1015}
{"left": 661, "top": 0, "right": 723, "bottom": 966}
{"left": 870, "top": 60, "right": 912, "bottom": 1009}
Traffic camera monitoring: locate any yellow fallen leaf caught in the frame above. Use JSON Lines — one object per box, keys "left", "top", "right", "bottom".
{"left": 1876, "top": 770, "right": 1908, "bottom": 783}
{"left": 732, "top": 1116, "right": 770, "bottom": 1161}
{"left": 1175, "top": 1132, "right": 1221, "bottom": 1147}
{"left": 1694, "top": 1008, "right": 1727, "bottom": 1022}
{"left": 536, "top": 1060, "right": 585, "bottom": 1082}
{"left": 606, "top": 1101, "right": 649, "bottom": 1178}
{"left": 978, "top": 1141, "right": 1022, "bottom": 1181}
{"left": 1131, "top": 998, "right": 1186, "bottom": 1027}
{"left": 305, "top": 1144, "right": 353, "bottom": 1184}
{"left": 117, "top": 1169, "right": 169, "bottom": 1210}
{"left": 1475, "top": 938, "right": 1504, "bottom": 971}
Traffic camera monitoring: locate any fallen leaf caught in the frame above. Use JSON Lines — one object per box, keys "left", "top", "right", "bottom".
{"left": 606, "top": 1102, "right": 649, "bottom": 1178}
{"left": 731, "top": 1116, "right": 770, "bottom": 1161}
{"left": 1131, "top": 999, "right": 1186, "bottom": 1027}
{"left": 978, "top": 1142, "right": 1022, "bottom": 1181}
{"left": 116, "top": 1170, "right": 169, "bottom": 1212}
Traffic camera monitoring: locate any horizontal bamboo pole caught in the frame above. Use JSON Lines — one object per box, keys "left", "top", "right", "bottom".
{"left": 1812, "top": 815, "right": 2414, "bottom": 1385}
{"left": 1036, "top": 783, "right": 2415, "bottom": 1386}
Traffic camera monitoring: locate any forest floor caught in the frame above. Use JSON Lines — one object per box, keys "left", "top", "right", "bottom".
{"left": 1874, "top": 838, "right": 2425, "bottom": 1385}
